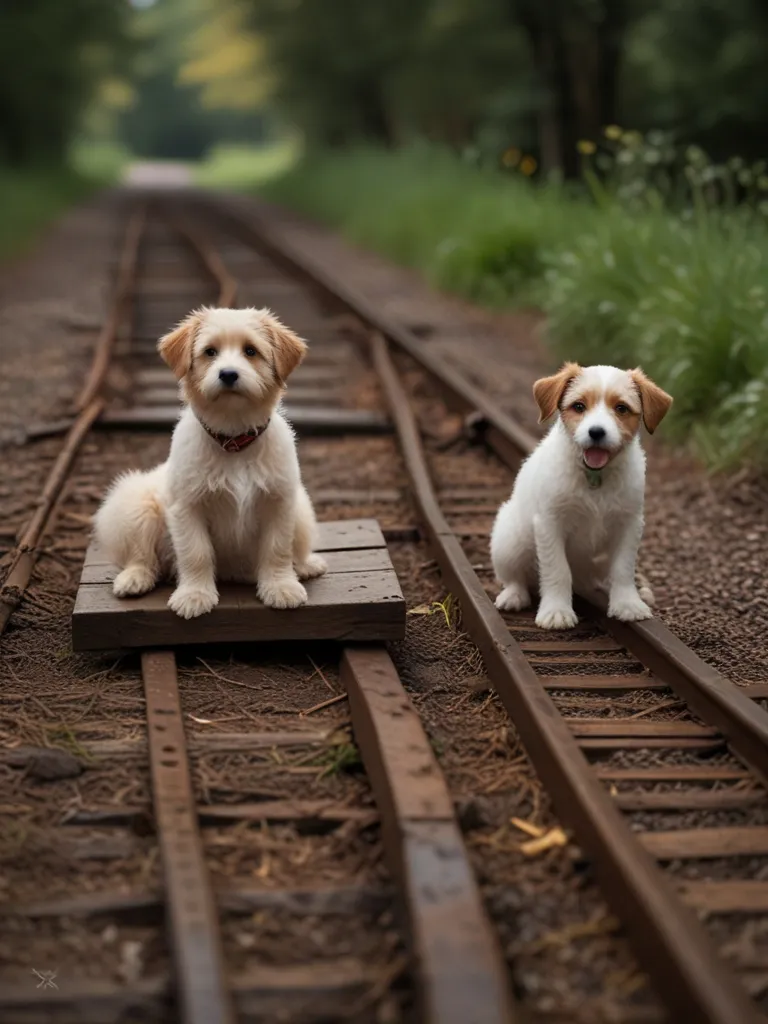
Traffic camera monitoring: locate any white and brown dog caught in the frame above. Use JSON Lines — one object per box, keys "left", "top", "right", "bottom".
{"left": 94, "top": 306, "right": 327, "bottom": 619}
{"left": 491, "top": 363, "right": 672, "bottom": 629}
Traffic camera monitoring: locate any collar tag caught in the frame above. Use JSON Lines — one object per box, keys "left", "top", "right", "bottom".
{"left": 584, "top": 467, "right": 603, "bottom": 489}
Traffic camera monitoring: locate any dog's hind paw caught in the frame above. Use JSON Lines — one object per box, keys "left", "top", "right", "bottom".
{"left": 258, "top": 576, "right": 307, "bottom": 609}
{"left": 609, "top": 594, "right": 653, "bottom": 622}
{"left": 296, "top": 554, "right": 327, "bottom": 581}
{"left": 635, "top": 571, "right": 655, "bottom": 607}
{"left": 535, "top": 603, "right": 578, "bottom": 630}
{"left": 495, "top": 582, "right": 531, "bottom": 612}
{"left": 113, "top": 565, "right": 156, "bottom": 598}
{"left": 168, "top": 584, "right": 219, "bottom": 619}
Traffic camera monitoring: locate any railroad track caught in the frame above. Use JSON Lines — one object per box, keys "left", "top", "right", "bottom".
{"left": 2, "top": 190, "right": 768, "bottom": 1023}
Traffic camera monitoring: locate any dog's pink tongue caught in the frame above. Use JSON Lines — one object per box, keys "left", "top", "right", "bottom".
{"left": 584, "top": 447, "right": 610, "bottom": 470}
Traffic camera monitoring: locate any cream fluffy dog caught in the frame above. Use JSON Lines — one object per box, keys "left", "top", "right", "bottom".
{"left": 491, "top": 363, "right": 672, "bottom": 630}
{"left": 94, "top": 306, "right": 327, "bottom": 619}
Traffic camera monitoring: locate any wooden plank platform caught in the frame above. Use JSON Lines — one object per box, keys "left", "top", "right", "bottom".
{"left": 72, "top": 519, "right": 405, "bottom": 650}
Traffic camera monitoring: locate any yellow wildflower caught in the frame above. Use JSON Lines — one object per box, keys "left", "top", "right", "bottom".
{"left": 501, "top": 146, "right": 521, "bottom": 168}
{"left": 519, "top": 155, "right": 537, "bottom": 176}
{"left": 577, "top": 140, "right": 596, "bottom": 155}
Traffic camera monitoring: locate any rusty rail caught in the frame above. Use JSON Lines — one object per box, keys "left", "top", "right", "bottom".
{"left": 341, "top": 647, "right": 517, "bottom": 1023}
{"left": 0, "top": 208, "right": 146, "bottom": 635}
{"left": 76, "top": 207, "right": 146, "bottom": 411}
{"left": 173, "top": 216, "right": 238, "bottom": 307}
{"left": 142, "top": 652, "right": 234, "bottom": 1024}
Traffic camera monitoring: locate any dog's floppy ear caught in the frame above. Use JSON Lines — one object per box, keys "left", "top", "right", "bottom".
{"left": 260, "top": 310, "right": 307, "bottom": 383}
{"left": 158, "top": 310, "right": 203, "bottom": 380}
{"left": 630, "top": 368, "right": 673, "bottom": 434}
{"left": 533, "top": 362, "right": 581, "bottom": 422}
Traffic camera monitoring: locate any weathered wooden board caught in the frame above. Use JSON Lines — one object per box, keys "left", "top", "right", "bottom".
{"left": 137, "top": 385, "right": 339, "bottom": 407}
{"left": 72, "top": 519, "right": 404, "bottom": 650}
{"left": 80, "top": 545, "right": 392, "bottom": 585}
{"left": 99, "top": 406, "right": 391, "bottom": 434}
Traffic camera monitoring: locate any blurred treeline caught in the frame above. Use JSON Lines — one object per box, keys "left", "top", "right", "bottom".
{"left": 0, "top": 1, "right": 130, "bottom": 166}
{"left": 3, "top": 0, "right": 768, "bottom": 171}
{"left": 251, "top": 0, "right": 768, "bottom": 173}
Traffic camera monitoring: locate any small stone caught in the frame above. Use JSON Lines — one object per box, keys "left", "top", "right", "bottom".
{"left": 118, "top": 940, "right": 143, "bottom": 984}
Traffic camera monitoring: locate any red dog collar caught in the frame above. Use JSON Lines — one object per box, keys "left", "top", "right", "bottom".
{"left": 199, "top": 418, "right": 270, "bottom": 453}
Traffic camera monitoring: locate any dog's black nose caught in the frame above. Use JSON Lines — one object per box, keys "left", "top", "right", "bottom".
{"left": 219, "top": 369, "right": 239, "bottom": 387}
{"left": 588, "top": 426, "right": 606, "bottom": 441}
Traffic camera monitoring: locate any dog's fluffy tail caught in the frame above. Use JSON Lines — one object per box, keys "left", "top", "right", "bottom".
{"left": 93, "top": 468, "right": 167, "bottom": 588}
{"left": 292, "top": 484, "right": 318, "bottom": 566}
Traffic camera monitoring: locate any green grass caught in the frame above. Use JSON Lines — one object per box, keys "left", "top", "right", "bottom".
{"left": 0, "top": 141, "right": 127, "bottom": 263}
{"left": 263, "top": 143, "right": 768, "bottom": 470}
{"left": 195, "top": 139, "right": 301, "bottom": 191}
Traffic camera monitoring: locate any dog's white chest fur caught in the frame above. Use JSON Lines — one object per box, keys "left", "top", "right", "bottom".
{"left": 164, "top": 409, "right": 300, "bottom": 578}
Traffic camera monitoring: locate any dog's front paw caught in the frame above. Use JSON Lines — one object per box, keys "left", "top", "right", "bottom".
{"left": 296, "top": 554, "right": 327, "bottom": 581}
{"left": 535, "top": 602, "right": 578, "bottom": 630}
{"left": 113, "top": 565, "right": 156, "bottom": 598}
{"left": 168, "top": 584, "right": 219, "bottom": 619}
{"left": 495, "top": 582, "right": 531, "bottom": 612}
{"left": 609, "top": 593, "right": 653, "bottom": 622}
{"left": 259, "top": 576, "right": 307, "bottom": 609}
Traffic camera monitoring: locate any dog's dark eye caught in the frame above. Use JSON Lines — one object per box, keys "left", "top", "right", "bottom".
{"left": 571, "top": 401, "right": 586, "bottom": 413}
{"left": 615, "top": 403, "right": 630, "bottom": 415}
{"left": 243, "top": 345, "right": 258, "bottom": 357}
{"left": 204, "top": 347, "right": 217, "bottom": 358}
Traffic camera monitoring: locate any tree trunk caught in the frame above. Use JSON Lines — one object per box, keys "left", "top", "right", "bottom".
{"left": 536, "top": 32, "right": 564, "bottom": 175}
{"left": 512, "top": 1, "right": 627, "bottom": 178}
{"left": 357, "top": 81, "right": 395, "bottom": 147}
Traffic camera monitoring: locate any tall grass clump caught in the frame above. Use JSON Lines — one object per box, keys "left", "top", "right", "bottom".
{"left": 542, "top": 133, "right": 768, "bottom": 468}
{"left": 265, "top": 136, "right": 768, "bottom": 470}
{"left": 266, "top": 144, "right": 591, "bottom": 304}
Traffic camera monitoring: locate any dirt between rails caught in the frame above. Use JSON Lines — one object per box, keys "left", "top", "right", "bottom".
{"left": 251, "top": 198, "right": 768, "bottom": 687}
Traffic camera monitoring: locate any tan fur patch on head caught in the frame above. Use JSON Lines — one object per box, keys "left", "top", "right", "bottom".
{"left": 630, "top": 368, "right": 673, "bottom": 434}
{"left": 606, "top": 387, "right": 642, "bottom": 442}
{"left": 558, "top": 382, "right": 599, "bottom": 436}
{"left": 259, "top": 310, "right": 307, "bottom": 383}
{"left": 532, "top": 362, "right": 582, "bottom": 422}
{"left": 158, "top": 310, "right": 204, "bottom": 380}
